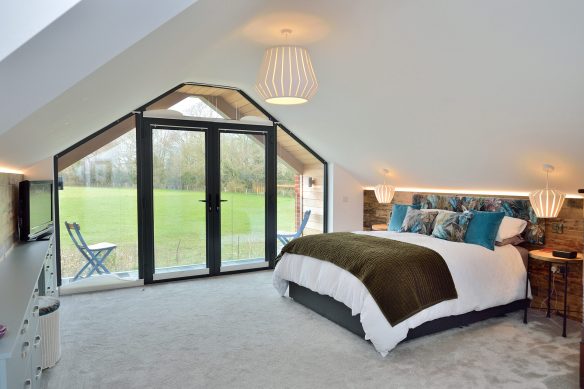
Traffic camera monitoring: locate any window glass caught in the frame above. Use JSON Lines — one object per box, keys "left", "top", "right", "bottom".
{"left": 276, "top": 126, "right": 324, "bottom": 250}
{"left": 145, "top": 85, "right": 268, "bottom": 121}
{"left": 58, "top": 117, "right": 138, "bottom": 286}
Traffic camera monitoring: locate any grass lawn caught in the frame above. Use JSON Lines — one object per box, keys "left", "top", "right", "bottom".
{"left": 59, "top": 186, "right": 295, "bottom": 277}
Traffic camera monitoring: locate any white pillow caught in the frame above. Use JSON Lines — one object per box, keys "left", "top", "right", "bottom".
{"left": 421, "top": 208, "right": 455, "bottom": 214}
{"left": 496, "top": 216, "right": 527, "bottom": 242}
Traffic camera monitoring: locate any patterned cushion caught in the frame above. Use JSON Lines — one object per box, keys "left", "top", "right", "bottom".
{"left": 400, "top": 208, "right": 438, "bottom": 235}
{"left": 431, "top": 211, "right": 473, "bottom": 242}
{"left": 412, "top": 194, "right": 544, "bottom": 245}
{"left": 388, "top": 204, "right": 421, "bottom": 231}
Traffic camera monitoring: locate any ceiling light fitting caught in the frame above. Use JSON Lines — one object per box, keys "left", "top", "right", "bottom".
{"left": 374, "top": 169, "right": 395, "bottom": 204}
{"left": 255, "top": 29, "right": 318, "bottom": 105}
{"left": 529, "top": 164, "right": 566, "bottom": 218}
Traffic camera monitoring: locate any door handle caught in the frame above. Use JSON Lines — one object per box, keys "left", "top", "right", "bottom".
{"left": 199, "top": 195, "right": 212, "bottom": 212}
{"left": 215, "top": 194, "right": 228, "bottom": 212}
{"left": 217, "top": 199, "right": 227, "bottom": 212}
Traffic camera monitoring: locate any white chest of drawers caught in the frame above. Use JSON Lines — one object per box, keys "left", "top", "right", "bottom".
{"left": 0, "top": 238, "right": 53, "bottom": 389}
{"left": 38, "top": 237, "right": 58, "bottom": 298}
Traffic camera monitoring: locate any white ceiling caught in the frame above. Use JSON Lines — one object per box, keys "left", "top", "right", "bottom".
{"left": 0, "top": 0, "right": 81, "bottom": 61}
{"left": 1, "top": 0, "right": 584, "bottom": 194}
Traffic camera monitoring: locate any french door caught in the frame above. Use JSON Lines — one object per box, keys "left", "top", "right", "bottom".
{"left": 139, "top": 117, "right": 276, "bottom": 283}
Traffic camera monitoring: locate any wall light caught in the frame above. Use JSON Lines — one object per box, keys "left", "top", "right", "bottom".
{"left": 579, "top": 189, "right": 584, "bottom": 217}
{"left": 362, "top": 186, "right": 582, "bottom": 199}
{"left": 0, "top": 167, "right": 24, "bottom": 174}
{"left": 255, "top": 29, "right": 318, "bottom": 105}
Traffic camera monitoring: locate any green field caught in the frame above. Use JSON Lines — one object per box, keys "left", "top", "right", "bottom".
{"left": 59, "top": 186, "right": 295, "bottom": 278}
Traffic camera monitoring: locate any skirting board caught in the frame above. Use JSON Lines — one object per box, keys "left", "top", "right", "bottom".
{"left": 289, "top": 282, "right": 528, "bottom": 342}
{"left": 60, "top": 277, "right": 144, "bottom": 295}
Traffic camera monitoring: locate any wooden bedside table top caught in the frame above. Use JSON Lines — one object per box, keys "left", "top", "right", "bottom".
{"left": 371, "top": 224, "right": 388, "bottom": 231}
{"left": 529, "top": 249, "right": 583, "bottom": 263}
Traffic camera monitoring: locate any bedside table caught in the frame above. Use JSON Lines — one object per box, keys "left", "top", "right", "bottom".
{"left": 523, "top": 249, "right": 583, "bottom": 337}
{"left": 371, "top": 224, "right": 388, "bottom": 231}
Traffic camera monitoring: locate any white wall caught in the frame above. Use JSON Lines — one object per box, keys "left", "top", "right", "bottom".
{"left": 24, "top": 158, "right": 53, "bottom": 180}
{"left": 0, "top": 0, "right": 198, "bottom": 139}
{"left": 0, "top": 0, "right": 81, "bottom": 60}
{"left": 327, "top": 163, "right": 363, "bottom": 232}
{"left": 2, "top": 0, "right": 584, "bottom": 194}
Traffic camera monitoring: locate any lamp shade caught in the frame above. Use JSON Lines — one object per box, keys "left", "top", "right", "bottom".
{"left": 255, "top": 46, "right": 318, "bottom": 105}
{"left": 529, "top": 189, "right": 565, "bottom": 218}
{"left": 374, "top": 184, "right": 395, "bottom": 204}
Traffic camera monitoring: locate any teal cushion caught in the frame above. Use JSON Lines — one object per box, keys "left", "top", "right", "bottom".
{"left": 464, "top": 211, "right": 505, "bottom": 250}
{"left": 388, "top": 204, "right": 421, "bottom": 232}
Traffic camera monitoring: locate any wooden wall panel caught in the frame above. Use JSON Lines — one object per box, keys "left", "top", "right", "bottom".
{"left": 529, "top": 260, "right": 582, "bottom": 321}
{"left": 363, "top": 190, "right": 412, "bottom": 227}
{"left": 302, "top": 164, "right": 325, "bottom": 235}
{"left": 0, "top": 173, "right": 23, "bottom": 263}
{"left": 543, "top": 198, "right": 584, "bottom": 253}
{"left": 535, "top": 198, "right": 584, "bottom": 321}
{"left": 363, "top": 190, "right": 584, "bottom": 322}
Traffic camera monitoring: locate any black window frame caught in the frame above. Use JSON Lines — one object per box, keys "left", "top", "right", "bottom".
{"left": 53, "top": 83, "right": 327, "bottom": 286}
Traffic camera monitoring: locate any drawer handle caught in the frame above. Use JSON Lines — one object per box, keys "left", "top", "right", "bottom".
{"left": 21, "top": 341, "right": 30, "bottom": 359}
{"left": 32, "top": 305, "right": 39, "bottom": 316}
{"left": 21, "top": 319, "right": 29, "bottom": 334}
{"left": 24, "top": 378, "right": 32, "bottom": 387}
{"left": 34, "top": 287, "right": 39, "bottom": 293}
{"left": 34, "top": 335, "right": 41, "bottom": 347}
{"left": 35, "top": 367, "right": 42, "bottom": 379}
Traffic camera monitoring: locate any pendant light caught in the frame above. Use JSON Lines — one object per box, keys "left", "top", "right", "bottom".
{"left": 255, "top": 29, "right": 318, "bottom": 105}
{"left": 374, "top": 169, "right": 396, "bottom": 204}
{"left": 529, "top": 164, "right": 565, "bottom": 218}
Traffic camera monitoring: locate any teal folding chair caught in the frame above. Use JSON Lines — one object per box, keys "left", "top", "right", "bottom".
{"left": 65, "top": 222, "right": 117, "bottom": 281}
{"left": 277, "top": 210, "right": 311, "bottom": 246}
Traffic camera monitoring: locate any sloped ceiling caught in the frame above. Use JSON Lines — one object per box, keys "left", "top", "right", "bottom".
{"left": 0, "top": 0, "right": 81, "bottom": 61}
{"left": 1, "top": 0, "right": 583, "bottom": 194}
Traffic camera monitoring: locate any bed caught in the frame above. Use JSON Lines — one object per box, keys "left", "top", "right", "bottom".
{"left": 273, "top": 194, "right": 541, "bottom": 356}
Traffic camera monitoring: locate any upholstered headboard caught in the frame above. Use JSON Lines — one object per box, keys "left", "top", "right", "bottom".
{"left": 411, "top": 194, "right": 544, "bottom": 245}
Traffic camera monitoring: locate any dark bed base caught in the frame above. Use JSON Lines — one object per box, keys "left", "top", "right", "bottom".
{"left": 289, "top": 282, "right": 528, "bottom": 342}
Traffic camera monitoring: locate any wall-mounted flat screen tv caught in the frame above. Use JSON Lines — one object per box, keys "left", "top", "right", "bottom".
{"left": 18, "top": 180, "right": 53, "bottom": 241}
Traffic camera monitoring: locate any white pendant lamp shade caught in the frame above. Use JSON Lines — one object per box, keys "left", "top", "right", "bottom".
{"left": 528, "top": 164, "right": 566, "bottom": 218}
{"left": 255, "top": 45, "right": 318, "bottom": 105}
{"left": 529, "top": 189, "right": 565, "bottom": 218}
{"left": 374, "top": 184, "right": 396, "bottom": 204}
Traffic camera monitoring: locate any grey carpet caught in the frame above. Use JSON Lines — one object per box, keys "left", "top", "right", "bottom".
{"left": 43, "top": 271, "right": 579, "bottom": 389}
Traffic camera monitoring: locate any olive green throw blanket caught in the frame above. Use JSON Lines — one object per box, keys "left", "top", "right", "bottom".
{"left": 277, "top": 232, "right": 458, "bottom": 326}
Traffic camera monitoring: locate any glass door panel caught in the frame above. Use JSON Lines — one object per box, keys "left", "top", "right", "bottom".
{"left": 219, "top": 132, "right": 267, "bottom": 270}
{"left": 152, "top": 128, "right": 208, "bottom": 279}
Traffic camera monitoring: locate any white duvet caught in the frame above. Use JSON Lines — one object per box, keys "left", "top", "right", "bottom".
{"left": 273, "top": 231, "right": 529, "bottom": 356}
